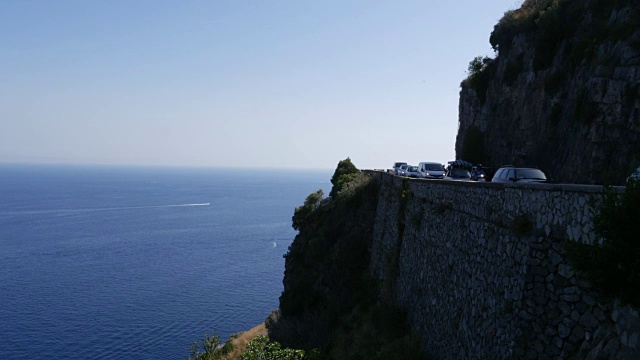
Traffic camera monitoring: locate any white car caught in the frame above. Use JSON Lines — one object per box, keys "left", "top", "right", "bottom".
{"left": 397, "top": 164, "right": 410, "bottom": 176}
{"left": 405, "top": 165, "right": 420, "bottom": 178}
{"left": 418, "top": 162, "right": 445, "bottom": 179}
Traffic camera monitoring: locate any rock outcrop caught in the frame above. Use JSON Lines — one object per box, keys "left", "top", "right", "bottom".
{"left": 456, "top": 0, "right": 640, "bottom": 185}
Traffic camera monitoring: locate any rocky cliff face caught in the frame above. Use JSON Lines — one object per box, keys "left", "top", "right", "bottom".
{"left": 456, "top": 0, "right": 640, "bottom": 185}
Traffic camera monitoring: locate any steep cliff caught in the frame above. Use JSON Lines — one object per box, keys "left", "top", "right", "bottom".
{"left": 272, "top": 170, "right": 640, "bottom": 359}
{"left": 268, "top": 170, "right": 429, "bottom": 359}
{"left": 456, "top": 0, "right": 640, "bottom": 185}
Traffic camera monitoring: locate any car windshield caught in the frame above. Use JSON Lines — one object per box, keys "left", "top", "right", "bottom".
{"left": 424, "top": 164, "right": 443, "bottom": 171}
{"left": 517, "top": 169, "right": 546, "bottom": 180}
{"left": 408, "top": 166, "right": 418, "bottom": 172}
{"left": 450, "top": 168, "right": 471, "bottom": 178}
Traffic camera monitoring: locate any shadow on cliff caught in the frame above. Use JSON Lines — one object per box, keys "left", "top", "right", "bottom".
{"left": 267, "top": 161, "right": 430, "bottom": 359}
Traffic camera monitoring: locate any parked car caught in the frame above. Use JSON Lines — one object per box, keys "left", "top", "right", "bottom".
{"left": 393, "top": 162, "right": 407, "bottom": 175}
{"left": 405, "top": 165, "right": 420, "bottom": 178}
{"left": 417, "top": 162, "right": 445, "bottom": 179}
{"left": 444, "top": 168, "right": 472, "bottom": 181}
{"left": 491, "top": 166, "right": 548, "bottom": 183}
{"left": 398, "top": 164, "right": 410, "bottom": 176}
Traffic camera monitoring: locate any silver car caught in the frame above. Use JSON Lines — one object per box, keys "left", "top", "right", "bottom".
{"left": 393, "top": 162, "right": 407, "bottom": 175}
{"left": 405, "top": 165, "right": 420, "bottom": 178}
{"left": 397, "top": 164, "right": 410, "bottom": 176}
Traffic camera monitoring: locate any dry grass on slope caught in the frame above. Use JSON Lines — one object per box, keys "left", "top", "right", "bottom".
{"left": 224, "top": 323, "right": 267, "bottom": 360}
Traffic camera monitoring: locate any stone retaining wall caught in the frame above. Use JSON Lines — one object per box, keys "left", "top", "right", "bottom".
{"left": 365, "top": 170, "right": 639, "bottom": 359}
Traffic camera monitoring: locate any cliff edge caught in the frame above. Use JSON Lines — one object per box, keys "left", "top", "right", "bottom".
{"left": 457, "top": 0, "right": 640, "bottom": 185}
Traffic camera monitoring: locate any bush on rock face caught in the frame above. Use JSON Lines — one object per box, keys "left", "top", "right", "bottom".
{"left": 292, "top": 190, "right": 324, "bottom": 231}
{"left": 240, "top": 335, "right": 315, "bottom": 360}
{"left": 329, "top": 158, "right": 359, "bottom": 198}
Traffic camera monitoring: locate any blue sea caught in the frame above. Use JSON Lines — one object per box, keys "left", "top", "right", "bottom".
{"left": 0, "top": 164, "right": 331, "bottom": 360}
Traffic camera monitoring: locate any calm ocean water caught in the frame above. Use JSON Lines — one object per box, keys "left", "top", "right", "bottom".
{"left": 0, "top": 164, "right": 331, "bottom": 360}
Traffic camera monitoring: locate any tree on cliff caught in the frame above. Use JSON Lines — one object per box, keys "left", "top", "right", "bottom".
{"left": 292, "top": 189, "right": 324, "bottom": 231}
{"left": 329, "top": 158, "right": 359, "bottom": 198}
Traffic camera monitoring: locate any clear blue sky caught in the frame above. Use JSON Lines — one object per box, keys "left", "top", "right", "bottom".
{"left": 1, "top": 0, "right": 519, "bottom": 170}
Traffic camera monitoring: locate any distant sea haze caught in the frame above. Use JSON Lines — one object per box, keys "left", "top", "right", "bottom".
{"left": 0, "top": 164, "right": 330, "bottom": 359}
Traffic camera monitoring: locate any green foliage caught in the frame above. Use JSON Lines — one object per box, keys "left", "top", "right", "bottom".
{"left": 567, "top": 179, "right": 640, "bottom": 307}
{"left": 533, "top": 0, "right": 568, "bottom": 71}
{"left": 275, "top": 166, "right": 380, "bottom": 347}
{"left": 188, "top": 331, "right": 229, "bottom": 360}
{"left": 490, "top": 0, "right": 549, "bottom": 53}
{"left": 329, "top": 158, "right": 359, "bottom": 198}
{"left": 464, "top": 56, "right": 496, "bottom": 104}
{"left": 292, "top": 190, "right": 324, "bottom": 231}
{"left": 488, "top": 0, "right": 639, "bottom": 87}
{"left": 467, "top": 56, "right": 491, "bottom": 75}
{"left": 187, "top": 329, "right": 320, "bottom": 360}
{"left": 335, "top": 172, "right": 375, "bottom": 203}
{"left": 241, "top": 335, "right": 310, "bottom": 360}
{"left": 273, "top": 166, "right": 428, "bottom": 358}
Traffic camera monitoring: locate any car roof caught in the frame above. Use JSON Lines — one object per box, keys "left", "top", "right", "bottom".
{"left": 498, "top": 166, "right": 542, "bottom": 170}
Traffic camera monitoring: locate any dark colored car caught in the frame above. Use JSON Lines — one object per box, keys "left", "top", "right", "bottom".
{"left": 491, "top": 166, "right": 547, "bottom": 183}
{"left": 444, "top": 168, "right": 472, "bottom": 181}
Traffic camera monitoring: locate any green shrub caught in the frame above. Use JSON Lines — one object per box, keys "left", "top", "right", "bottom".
{"left": 241, "top": 335, "right": 310, "bottom": 360}
{"left": 490, "top": 3, "right": 540, "bottom": 53}
{"left": 292, "top": 189, "right": 324, "bottom": 231}
{"left": 566, "top": 179, "right": 640, "bottom": 307}
{"left": 533, "top": 0, "right": 568, "bottom": 71}
{"left": 188, "top": 331, "right": 227, "bottom": 360}
{"left": 329, "top": 158, "right": 359, "bottom": 198}
{"left": 335, "top": 172, "right": 373, "bottom": 202}
{"left": 464, "top": 56, "right": 497, "bottom": 104}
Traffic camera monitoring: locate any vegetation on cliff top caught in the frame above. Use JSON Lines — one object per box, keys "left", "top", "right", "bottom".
{"left": 187, "top": 329, "right": 319, "bottom": 360}
{"left": 464, "top": 0, "right": 640, "bottom": 98}
{"left": 271, "top": 159, "right": 429, "bottom": 359}
{"left": 188, "top": 160, "right": 426, "bottom": 359}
